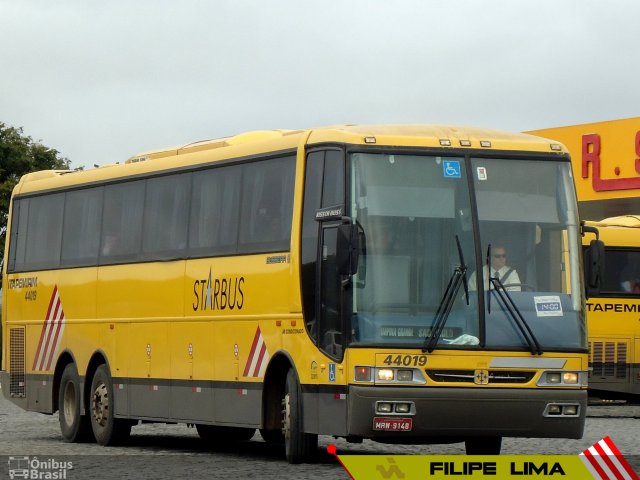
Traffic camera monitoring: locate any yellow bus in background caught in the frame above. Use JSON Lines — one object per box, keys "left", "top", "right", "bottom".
{"left": 582, "top": 216, "right": 640, "bottom": 400}
{"left": 529, "top": 119, "right": 640, "bottom": 402}
{"left": 2, "top": 125, "right": 593, "bottom": 461}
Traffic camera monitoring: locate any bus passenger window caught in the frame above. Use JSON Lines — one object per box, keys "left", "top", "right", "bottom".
{"left": 602, "top": 250, "right": 640, "bottom": 294}
{"left": 142, "top": 174, "right": 189, "bottom": 257}
{"left": 238, "top": 156, "right": 295, "bottom": 253}
{"left": 100, "top": 181, "right": 144, "bottom": 262}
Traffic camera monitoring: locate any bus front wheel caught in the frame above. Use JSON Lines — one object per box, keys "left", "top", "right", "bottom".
{"left": 282, "top": 369, "right": 317, "bottom": 463}
{"left": 58, "top": 363, "right": 93, "bottom": 443}
{"left": 89, "top": 365, "right": 131, "bottom": 445}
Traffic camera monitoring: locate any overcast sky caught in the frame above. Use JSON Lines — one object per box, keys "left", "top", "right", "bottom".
{"left": 1, "top": 1, "right": 639, "bottom": 170}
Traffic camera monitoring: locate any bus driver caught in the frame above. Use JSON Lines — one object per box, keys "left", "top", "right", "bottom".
{"left": 469, "top": 245, "right": 521, "bottom": 292}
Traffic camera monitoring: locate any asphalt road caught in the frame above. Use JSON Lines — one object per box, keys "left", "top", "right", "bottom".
{"left": 0, "top": 388, "right": 638, "bottom": 479}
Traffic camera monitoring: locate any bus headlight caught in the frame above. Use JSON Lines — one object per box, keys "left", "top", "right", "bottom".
{"left": 538, "top": 371, "right": 585, "bottom": 387}
{"left": 363, "top": 367, "right": 426, "bottom": 384}
{"left": 377, "top": 369, "right": 394, "bottom": 381}
{"left": 546, "top": 372, "right": 562, "bottom": 384}
{"left": 547, "top": 404, "right": 562, "bottom": 415}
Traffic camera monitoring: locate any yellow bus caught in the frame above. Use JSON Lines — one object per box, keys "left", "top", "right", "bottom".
{"left": 582, "top": 216, "right": 640, "bottom": 400}
{"left": 529, "top": 119, "right": 640, "bottom": 401}
{"left": 1, "top": 125, "right": 595, "bottom": 461}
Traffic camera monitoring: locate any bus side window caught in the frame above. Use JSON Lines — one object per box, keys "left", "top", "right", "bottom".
{"left": 602, "top": 250, "right": 640, "bottom": 294}
{"left": 238, "top": 156, "right": 295, "bottom": 253}
{"left": 100, "top": 181, "right": 144, "bottom": 263}
{"left": 24, "top": 193, "right": 64, "bottom": 270}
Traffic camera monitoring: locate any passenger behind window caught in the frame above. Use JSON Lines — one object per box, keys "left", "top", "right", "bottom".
{"left": 101, "top": 233, "right": 119, "bottom": 257}
{"left": 620, "top": 266, "right": 640, "bottom": 293}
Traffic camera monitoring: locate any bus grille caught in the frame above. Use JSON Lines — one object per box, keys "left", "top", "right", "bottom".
{"left": 425, "top": 370, "right": 535, "bottom": 384}
{"left": 589, "top": 341, "right": 627, "bottom": 380}
{"left": 9, "top": 327, "right": 26, "bottom": 398}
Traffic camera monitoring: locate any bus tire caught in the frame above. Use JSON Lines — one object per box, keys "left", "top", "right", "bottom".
{"left": 89, "top": 365, "right": 131, "bottom": 446}
{"left": 282, "top": 369, "right": 317, "bottom": 463}
{"left": 58, "top": 363, "right": 93, "bottom": 443}
{"left": 196, "top": 424, "right": 256, "bottom": 443}
{"left": 465, "top": 436, "right": 502, "bottom": 455}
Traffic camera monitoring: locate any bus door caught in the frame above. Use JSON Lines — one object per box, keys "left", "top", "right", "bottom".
{"left": 301, "top": 148, "right": 348, "bottom": 434}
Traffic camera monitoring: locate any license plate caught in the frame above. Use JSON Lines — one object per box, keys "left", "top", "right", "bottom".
{"left": 372, "top": 417, "right": 413, "bottom": 432}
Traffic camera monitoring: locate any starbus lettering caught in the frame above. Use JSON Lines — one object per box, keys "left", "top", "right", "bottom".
{"left": 192, "top": 268, "right": 244, "bottom": 311}
{"left": 586, "top": 302, "right": 640, "bottom": 313}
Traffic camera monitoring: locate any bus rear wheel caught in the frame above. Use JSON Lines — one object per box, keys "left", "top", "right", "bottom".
{"left": 58, "top": 363, "right": 93, "bottom": 443}
{"left": 282, "top": 369, "right": 317, "bottom": 463}
{"left": 465, "top": 436, "right": 502, "bottom": 455}
{"left": 89, "top": 365, "right": 131, "bottom": 445}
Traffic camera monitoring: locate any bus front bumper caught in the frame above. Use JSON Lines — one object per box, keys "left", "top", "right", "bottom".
{"left": 347, "top": 385, "right": 586, "bottom": 441}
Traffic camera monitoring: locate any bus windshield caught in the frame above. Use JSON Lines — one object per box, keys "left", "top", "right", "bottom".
{"left": 349, "top": 153, "right": 585, "bottom": 351}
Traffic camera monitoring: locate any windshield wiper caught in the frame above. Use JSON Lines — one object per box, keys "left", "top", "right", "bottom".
{"left": 489, "top": 276, "right": 543, "bottom": 355}
{"left": 423, "top": 236, "right": 468, "bottom": 353}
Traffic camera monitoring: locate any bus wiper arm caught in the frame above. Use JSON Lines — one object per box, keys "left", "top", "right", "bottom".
{"left": 486, "top": 244, "right": 492, "bottom": 313}
{"left": 423, "top": 236, "right": 468, "bottom": 353}
{"left": 456, "top": 235, "right": 469, "bottom": 306}
{"left": 489, "top": 277, "right": 543, "bottom": 355}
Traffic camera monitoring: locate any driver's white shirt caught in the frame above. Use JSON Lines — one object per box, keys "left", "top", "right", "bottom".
{"left": 469, "top": 265, "right": 521, "bottom": 291}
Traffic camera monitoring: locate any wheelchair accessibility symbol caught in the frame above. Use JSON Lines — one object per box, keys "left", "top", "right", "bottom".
{"left": 443, "top": 160, "right": 461, "bottom": 178}
{"left": 329, "top": 363, "right": 336, "bottom": 382}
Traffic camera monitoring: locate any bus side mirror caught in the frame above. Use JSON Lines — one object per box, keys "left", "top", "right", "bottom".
{"left": 585, "top": 239, "right": 605, "bottom": 298}
{"left": 336, "top": 223, "right": 360, "bottom": 276}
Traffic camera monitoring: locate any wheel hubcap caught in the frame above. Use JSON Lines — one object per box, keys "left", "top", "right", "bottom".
{"left": 281, "top": 393, "right": 291, "bottom": 441}
{"left": 63, "top": 382, "right": 76, "bottom": 426}
{"left": 91, "top": 382, "right": 109, "bottom": 427}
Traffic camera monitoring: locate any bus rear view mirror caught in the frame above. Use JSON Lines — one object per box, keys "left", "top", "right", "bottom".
{"left": 336, "top": 223, "right": 360, "bottom": 276}
{"left": 585, "top": 239, "right": 605, "bottom": 298}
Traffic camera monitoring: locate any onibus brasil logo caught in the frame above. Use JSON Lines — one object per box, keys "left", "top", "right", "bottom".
{"left": 7, "top": 456, "right": 73, "bottom": 479}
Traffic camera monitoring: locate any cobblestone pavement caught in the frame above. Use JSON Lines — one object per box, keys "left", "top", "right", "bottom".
{"left": 0, "top": 390, "right": 638, "bottom": 479}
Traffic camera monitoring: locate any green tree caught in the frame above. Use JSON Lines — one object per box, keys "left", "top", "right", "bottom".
{"left": 0, "top": 122, "right": 71, "bottom": 255}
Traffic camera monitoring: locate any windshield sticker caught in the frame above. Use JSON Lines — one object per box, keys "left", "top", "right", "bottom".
{"left": 477, "top": 166, "right": 487, "bottom": 180}
{"left": 380, "top": 326, "right": 462, "bottom": 339}
{"left": 442, "top": 160, "right": 461, "bottom": 178}
{"left": 534, "top": 295, "right": 563, "bottom": 317}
